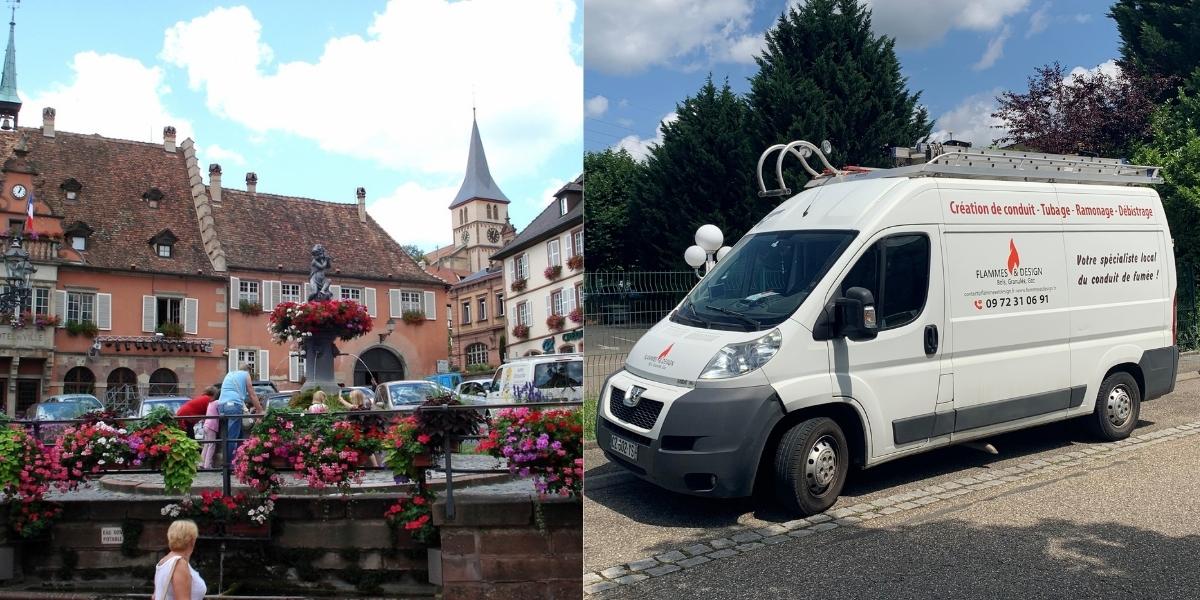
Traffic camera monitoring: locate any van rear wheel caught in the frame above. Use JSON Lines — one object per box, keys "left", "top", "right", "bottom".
{"left": 774, "top": 417, "right": 849, "bottom": 516}
{"left": 1087, "top": 372, "right": 1141, "bottom": 441}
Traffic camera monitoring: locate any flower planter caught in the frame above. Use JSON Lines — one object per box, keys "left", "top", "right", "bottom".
{"left": 269, "top": 456, "right": 290, "bottom": 470}
{"left": 413, "top": 453, "right": 433, "bottom": 468}
{"left": 225, "top": 522, "right": 271, "bottom": 538}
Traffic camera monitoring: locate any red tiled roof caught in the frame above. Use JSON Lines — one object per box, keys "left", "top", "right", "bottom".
{"left": 211, "top": 187, "right": 444, "bottom": 286}
{"left": 2, "top": 128, "right": 219, "bottom": 276}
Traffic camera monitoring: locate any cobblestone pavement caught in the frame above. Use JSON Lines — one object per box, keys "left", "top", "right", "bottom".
{"left": 584, "top": 376, "right": 1200, "bottom": 596}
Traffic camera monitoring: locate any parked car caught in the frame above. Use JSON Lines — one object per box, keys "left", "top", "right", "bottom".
{"left": 26, "top": 400, "right": 101, "bottom": 441}
{"left": 252, "top": 380, "right": 278, "bottom": 399}
{"left": 263, "top": 391, "right": 297, "bottom": 411}
{"left": 136, "top": 396, "right": 190, "bottom": 418}
{"left": 337, "top": 386, "right": 376, "bottom": 407}
{"left": 375, "top": 380, "right": 454, "bottom": 409}
{"left": 489, "top": 354, "right": 583, "bottom": 403}
{"left": 454, "top": 378, "right": 493, "bottom": 404}
{"left": 42, "top": 393, "right": 104, "bottom": 413}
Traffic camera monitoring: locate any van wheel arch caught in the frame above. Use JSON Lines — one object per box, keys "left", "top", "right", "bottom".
{"left": 1102, "top": 363, "right": 1144, "bottom": 401}
{"left": 755, "top": 401, "right": 868, "bottom": 494}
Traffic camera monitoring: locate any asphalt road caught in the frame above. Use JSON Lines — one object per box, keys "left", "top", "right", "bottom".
{"left": 584, "top": 374, "right": 1200, "bottom": 593}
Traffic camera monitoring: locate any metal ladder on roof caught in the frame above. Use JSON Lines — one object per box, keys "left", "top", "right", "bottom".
{"left": 756, "top": 140, "right": 1163, "bottom": 197}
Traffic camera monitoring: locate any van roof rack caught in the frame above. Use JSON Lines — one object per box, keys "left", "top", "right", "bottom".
{"left": 756, "top": 140, "right": 1163, "bottom": 196}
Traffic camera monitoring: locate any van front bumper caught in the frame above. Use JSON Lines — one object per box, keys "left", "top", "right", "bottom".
{"left": 596, "top": 373, "right": 784, "bottom": 498}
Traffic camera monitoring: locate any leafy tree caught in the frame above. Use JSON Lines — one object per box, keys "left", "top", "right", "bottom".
{"left": 631, "top": 77, "right": 761, "bottom": 270}
{"left": 1110, "top": 0, "right": 1200, "bottom": 87}
{"left": 582, "top": 148, "right": 643, "bottom": 272}
{"left": 748, "top": 0, "right": 930, "bottom": 184}
{"left": 993, "top": 62, "right": 1157, "bottom": 157}
{"left": 400, "top": 244, "right": 426, "bottom": 263}
{"left": 1133, "top": 78, "right": 1200, "bottom": 269}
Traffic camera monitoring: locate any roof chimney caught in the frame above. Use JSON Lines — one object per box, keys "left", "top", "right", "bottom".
{"left": 246, "top": 172, "right": 257, "bottom": 196}
{"left": 41, "top": 107, "right": 54, "bottom": 138}
{"left": 209, "top": 163, "right": 222, "bottom": 205}
{"left": 356, "top": 187, "right": 366, "bottom": 223}
{"left": 163, "top": 126, "right": 176, "bottom": 153}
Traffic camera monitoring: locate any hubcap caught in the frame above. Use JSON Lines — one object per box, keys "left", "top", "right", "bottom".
{"left": 1107, "top": 385, "right": 1133, "bottom": 427}
{"left": 805, "top": 435, "right": 838, "bottom": 494}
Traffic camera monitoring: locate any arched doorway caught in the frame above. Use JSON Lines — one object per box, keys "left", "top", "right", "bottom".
{"left": 149, "top": 368, "right": 179, "bottom": 396}
{"left": 63, "top": 366, "right": 96, "bottom": 395}
{"left": 354, "top": 347, "right": 405, "bottom": 387}
{"left": 106, "top": 367, "right": 138, "bottom": 414}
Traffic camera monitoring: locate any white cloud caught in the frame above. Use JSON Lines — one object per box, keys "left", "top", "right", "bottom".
{"left": 367, "top": 181, "right": 458, "bottom": 250}
{"left": 863, "top": 0, "right": 1028, "bottom": 48}
{"left": 929, "top": 89, "right": 1007, "bottom": 148}
{"left": 160, "top": 1, "right": 581, "bottom": 180}
{"left": 1027, "top": 3, "right": 1050, "bottom": 37}
{"left": 537, "top": 178, "right": 568, "bottom": 208}
{"left": 199, "top": 143, "right": 247, "bottom": 167}
{"left": 972, "top": 25, "right": 1011, "bottom": 71}
{"left": 1069, "top": 59, "right": 1120, "bottom": 80}
{"left": 719, "top": 33, "right": 766, "bottom": 64}
{"left": 585, "top": 0, "right": 757, "bottom": 74}
{"left": 614, "top": 112, "right": 677, "bottom": 161}
{"left": 585, "top": 95, "right": 609, "bottom": 118}
{"left": 22, "top": 51, "right": 194, "bottom": 144}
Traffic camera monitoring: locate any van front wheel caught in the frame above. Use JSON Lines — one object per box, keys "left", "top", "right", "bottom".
{"left": 774, "top": 417, "right": 849, "bottom": 515}
{"left": 1088, "top": 372, "right": 1141, "bottom": 441}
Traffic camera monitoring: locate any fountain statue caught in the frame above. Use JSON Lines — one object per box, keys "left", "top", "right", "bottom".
{"left": 302, "top": 244, "right": 338, "bottom": 392}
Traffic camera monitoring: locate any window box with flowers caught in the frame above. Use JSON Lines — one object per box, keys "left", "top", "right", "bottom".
{"left": 160, "top": 491, "right": 275, "bottom": 538}
{"left": 238, "top": 299, "right": 264, "bottom": 316}
{"left": 568, "top": 306, "right": 583, "bottom": 324}
{"left": 1, "top": 312, "right": 60, "bottom": 330}
{"left": 546, "top": 314, "right": 565, "bottom": 330}
{"left": 510, "top": 278, "right": 528, "bottom": 292}
{"left": 401, "top": 309, "right": 426, "bottom": 325}
{"left": 64, "top": 320, "right": 99, "bottom": 338}
{"left": 512, "top": 324, "right": 530, "bottom": 339}
{"left": 156, "top": 321, "right": 185, "bottom": 339}
{"left": 544, "top": 265, "right": 562, "bottom": 280}
{"left": 567, "top": 254, "right": 583, "bottom": 271}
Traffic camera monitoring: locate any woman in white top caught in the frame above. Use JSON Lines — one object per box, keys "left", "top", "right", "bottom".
{"left": 153, "top": 519, "right": 207, "bottom": 600}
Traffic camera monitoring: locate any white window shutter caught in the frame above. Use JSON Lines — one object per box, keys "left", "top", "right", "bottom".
{"left": 184, "top": 297, "right": 199, "bottom": 335}
{"left": 330, "top": 284, "right": 342, "bottom": 300}
{"left": 565, "top": 235, "right": 573, "bottom": 259}
{"left": 96, "top": 293, "right": 112, "bottom": 331}
{"left": 53, "top": 290, "right": 66, "bottom": 325}
{"left": 389, "top": 289, "right": 401, "bottom": 318}
{"left": 545, "top": 295, "right": 551, "bottom": 317}
{"left": 228, "top": 348, "right": 238, "bottom": 372}
{"left": 230, "top": 277, "right": 240, "bottom": 305}
{"left": 364, "top": 287, "right": 377, "bottom": 317}
{"left": 288, "top": 354, "right": 299, "bottom": 382}
{"left": 564, "top": 286, "right": 575, "bottom": 312}
{"left": 258, "top": 350, "right": 269, "bottom": 381}
{"left": 142, "top": 295, "right": 157, "bottom": 332}
{"left": 423, "top": 290, "right": 436, "bottom": 320}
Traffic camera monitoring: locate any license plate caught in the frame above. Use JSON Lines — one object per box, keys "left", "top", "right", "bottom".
{"left": 609, "top": 434, "right": 639, "bottom": 462}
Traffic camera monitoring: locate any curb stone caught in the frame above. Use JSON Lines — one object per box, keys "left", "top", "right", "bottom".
{"left": 584, "top": 419, "right": 1200, "bottom": 596}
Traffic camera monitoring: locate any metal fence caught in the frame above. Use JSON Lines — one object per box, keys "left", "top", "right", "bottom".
{"left": 1179, "top": 263, "right": 1198, "bottom": 352}
{"left": 583, "top": 271, "right": 696, "bottom": 397}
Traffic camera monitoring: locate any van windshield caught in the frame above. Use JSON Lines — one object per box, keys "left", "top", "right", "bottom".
{"left": 673, "top": 230, "right": 856, "bottom": 331}
{"left": 534, "top": 361, "right": 583, "bottom": 389}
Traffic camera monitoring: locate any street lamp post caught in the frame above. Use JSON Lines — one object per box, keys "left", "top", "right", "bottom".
{"left": 683, "top": 225, "right": 732, "bottom": 279}
{"left": 0, "top": 234, "right": 35, "bottom": 320}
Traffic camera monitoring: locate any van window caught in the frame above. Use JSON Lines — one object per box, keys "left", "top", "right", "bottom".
{"left": 676, "top": 230, "right": 856, "bottom": 331}
{"left": 534, "top": 361, "right": 583, "bottom": 389}
{"left": 841, "top": 233, "right": 930, "bottom": 330}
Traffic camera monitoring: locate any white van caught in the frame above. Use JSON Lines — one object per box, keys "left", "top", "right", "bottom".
{"left": 597, "top": 142, "right": 1179, "bottom": 515}
{"left": 489, "top": 353, "right": 584, "bottom": 403}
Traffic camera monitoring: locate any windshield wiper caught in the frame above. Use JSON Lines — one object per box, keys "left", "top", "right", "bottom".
{"left": 704, "top": 304, "right": 761, "bottom": 329}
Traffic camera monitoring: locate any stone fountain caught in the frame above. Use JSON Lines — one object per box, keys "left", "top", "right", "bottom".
{"left": 302, "top": 244, "right": 339, "bottom": 393}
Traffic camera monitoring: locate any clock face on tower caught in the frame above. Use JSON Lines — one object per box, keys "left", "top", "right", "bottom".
{"left": 487, "top": 228, "right": 499, "bottom": 243}
{"left": 461, "top": 230, "right": 470, "bottom": 245}
{"left": 11, "top": 184, "right": 26, "bottom": 199}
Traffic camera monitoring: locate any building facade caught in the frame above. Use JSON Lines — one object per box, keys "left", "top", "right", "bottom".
{"left": 448, "top": 267, "right": 506, "bottom": 370}
{"left": 493, "top": 176, "right": 583, "bottom": 359}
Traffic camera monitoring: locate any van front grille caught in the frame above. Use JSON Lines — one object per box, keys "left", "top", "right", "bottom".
{"left": 608, "top": 386, "right": 664, "bottom": 430}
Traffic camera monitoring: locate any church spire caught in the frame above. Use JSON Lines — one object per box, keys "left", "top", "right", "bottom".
{"left": 449, "top": 112, "right": 510, "bottom": 208}
{"left": 0, "top": 3, "right": 21, "bottom": 131}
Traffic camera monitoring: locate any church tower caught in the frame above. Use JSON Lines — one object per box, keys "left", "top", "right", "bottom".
{"left": 0, "top": 7, "right": 21, "bottom": 131}
{"left": 449, "top": 112, "right": 511, "bottom": 273}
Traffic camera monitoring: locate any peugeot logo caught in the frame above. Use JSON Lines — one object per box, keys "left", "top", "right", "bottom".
{"left": 623, "top": 386, "right": 646, "bottom": 408}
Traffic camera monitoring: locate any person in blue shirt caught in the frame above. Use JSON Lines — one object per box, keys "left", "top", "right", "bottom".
{"left": 217, "top": 364, "right": 264, "bottom": 464}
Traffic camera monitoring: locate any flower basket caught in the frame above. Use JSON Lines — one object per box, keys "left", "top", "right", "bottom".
{"left": 269, "top": 456, "right": 290, "bottom": 470}
{"left": 402, "top": 310, "right": 426, "bottom": 325}
{"left": 225, "top": 522, "right": 271, "bottom": 538}
{"left": 510, "top": 278, "right": 527, "bottom": 292}
{"left": 413, "top": 453, "right": 433, "bottom": 468}
{"left": 385, "top": 486, "right": 437, "bottom": 546}
{"left": 512, "top": 324, "right": 530, "bottom": 339}
{"left": 544, "top": 265, "right": 562, "bottom": 280}
{"left": 479, "top": 407, "right": 584, "bottom": 498}
{"left": 546, "top": 314, "right": 565, "bottom": 330}
{"left": 568, "top": 307, "right": 583, "bottom": 324}
{"left": 64, "top": 320, "right": 99, "bottom": 338}
{"left": 162, "top": 492, "right": 276, "bottom": 534}
{"left": 268, "top": 299, "right": 373, "bottom": 343}
{"left": 238, "top": 300, "right": 264, "bottom": 316}
{"left": 567, "top": 254, "right": 583, "bottom": 271}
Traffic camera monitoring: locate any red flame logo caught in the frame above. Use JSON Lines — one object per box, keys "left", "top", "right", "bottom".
{"left": 1007, "top": 239, "right": 1020, "bottom": 273}
{"left": 658, "top": 344, "right": 674, "bottom": 360}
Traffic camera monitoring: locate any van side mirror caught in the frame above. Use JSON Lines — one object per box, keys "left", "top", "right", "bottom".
{"left": 836, "top": 287, "right": 878, "bottom": 341}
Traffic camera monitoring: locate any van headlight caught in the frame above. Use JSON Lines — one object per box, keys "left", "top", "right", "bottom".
{"left": 699, "top": 329, "right": 782, "bottom": 380}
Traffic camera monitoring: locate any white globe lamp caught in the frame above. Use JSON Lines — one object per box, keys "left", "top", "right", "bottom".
{"left": 715, "top": 246, "right": 732, "bottom": 262}
{"left": 684, "top": 245, "right": 707, "bottom": 269}
{"left": 695, "top": 224, "right": 723, "bottom": 253}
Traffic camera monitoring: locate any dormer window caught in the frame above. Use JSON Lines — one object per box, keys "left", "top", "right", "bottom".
{"left": 72, "top": 236, "right": 86, "bottom": 251}
{"left": 148, "top": 229, "right": 177, "bottom": 259}
{"left": 61, "top": 178, "right": 82, "bottom": 202}
{"left": 143, "top": 187, "right": 164, "bottom": 208}
{"left": 64, "top": 221, "right": 94, "bottom": 252}
{"left": 559, "top": 196, "right": 568, "bottom": 216}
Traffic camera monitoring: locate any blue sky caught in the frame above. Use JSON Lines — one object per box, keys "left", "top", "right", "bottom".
{"left": 584, "top": 0, "right": 1120, "bottom": 158}
{"left": 13, "top": 0, "right": 582, "bottom": 252}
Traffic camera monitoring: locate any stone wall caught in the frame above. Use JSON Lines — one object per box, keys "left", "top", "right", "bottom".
{"left": 434, "top": 495, "right": 582, "bottom": 600}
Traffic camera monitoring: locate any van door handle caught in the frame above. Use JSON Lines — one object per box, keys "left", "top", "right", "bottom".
{"left": 924, "top": 324, "right": 939, "bottom": 356}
